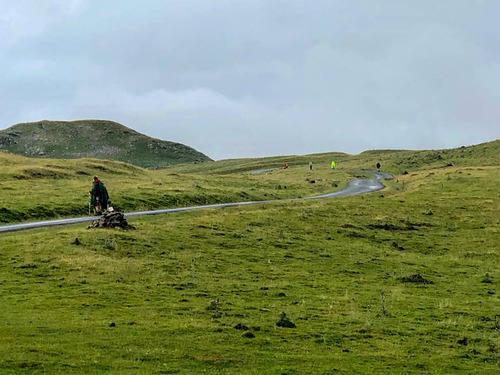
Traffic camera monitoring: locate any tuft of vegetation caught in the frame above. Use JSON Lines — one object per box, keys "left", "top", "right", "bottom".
{"left": 481, "top": 273, "right": 493, "bottom": 284}
{"left": 401, "top": 274, "right": 434, "bottom": 284}
{"left": 276, "top": 312, "right": 297, "bottom": 328}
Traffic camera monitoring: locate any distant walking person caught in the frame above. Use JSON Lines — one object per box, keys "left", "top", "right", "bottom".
{"left": 376, "top": 162, "right": 381, "bottom": 172}
{"left": 309, "top": 161, "right": 313, "bottom": 171}
{"left": 89, "top": 176, "right": 110, "bottom": 215}
{"left": 284, "top": 163, "right": 289, "bottom": 169}
{"left": 331, "top": 160, "right": 335, "bottom": 170}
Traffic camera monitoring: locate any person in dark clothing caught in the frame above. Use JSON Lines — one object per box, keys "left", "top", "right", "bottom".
{"left": 376, "top": 162, "right": 381, "bottom": 172}
{"left": 89, "top": 176, "right": 110, "bottom": 214}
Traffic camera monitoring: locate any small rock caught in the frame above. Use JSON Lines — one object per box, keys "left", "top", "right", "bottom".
{"left": 234, "top": 323, "right": 249, "bottom": 331}
{"left": 392, "top": 241, "right": 404, "bottom": 251}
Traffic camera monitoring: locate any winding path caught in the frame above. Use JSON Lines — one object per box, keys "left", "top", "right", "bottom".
{"left": 0, "top": 170, "right": 392, "bottom": 234}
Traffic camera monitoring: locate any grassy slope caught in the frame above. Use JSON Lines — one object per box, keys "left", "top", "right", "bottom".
{"left": 170, "top": 139, "right": 499, "bottom": 175}
{"left": 1, "top": 140, "right": 497, "bottom": 224}
{"left": 0, "top": 141, "right": 498, "bottom": 374}
{"left": 0, "top": 120, "right": 211, "bottom": 168}
{"left": 0, "top": 151, "right": 354, "bottom": 224}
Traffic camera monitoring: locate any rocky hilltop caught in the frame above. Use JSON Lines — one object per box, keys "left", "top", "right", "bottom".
{"left": 0, "top": 119, "right": 212, "bottom": 168}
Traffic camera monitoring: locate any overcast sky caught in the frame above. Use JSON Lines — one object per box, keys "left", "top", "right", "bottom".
{"left": 1, "top": 0, "right": 499, "bottom": 160}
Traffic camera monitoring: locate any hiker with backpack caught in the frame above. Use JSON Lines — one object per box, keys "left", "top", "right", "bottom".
{"left": 89, "top": 176, "right": 111, "bottom": 215}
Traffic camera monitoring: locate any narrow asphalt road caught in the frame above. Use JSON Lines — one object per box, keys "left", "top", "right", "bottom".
{"left": 0, "top": 170, "right": 392, "bottom": 234}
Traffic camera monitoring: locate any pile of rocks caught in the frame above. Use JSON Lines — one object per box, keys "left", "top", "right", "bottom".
{"left": 88, "top": 210, "right": 134, "bottom": 230}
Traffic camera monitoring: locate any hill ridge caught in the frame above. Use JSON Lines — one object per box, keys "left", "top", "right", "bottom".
{"left": 0, "top": 119, "right": 212, "bottom": 168}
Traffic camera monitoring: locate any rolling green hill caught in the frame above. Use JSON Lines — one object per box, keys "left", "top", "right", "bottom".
{"left": 0, "top": 140, "right": 498, "bottom": 224}
{"left": 0, "top": 119, "right": 212, "bottom": 168}
{"left": 169, "top": 139, "right": 500, "bottom": 175}
{"left": 0, "top": 139, "right": 498, "bottom": 373}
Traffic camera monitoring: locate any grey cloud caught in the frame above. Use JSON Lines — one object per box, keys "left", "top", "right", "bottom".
{"left": 1, "top": 0, "right": 499, "bottom": 159}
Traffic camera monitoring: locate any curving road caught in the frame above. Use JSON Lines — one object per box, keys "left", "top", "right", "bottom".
{"left": 0, "top": 170, "right": 392, "bottom": 234}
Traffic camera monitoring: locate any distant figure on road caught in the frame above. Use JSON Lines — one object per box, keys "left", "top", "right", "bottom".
{"left": 309, "top": 161, "right": 313, "bottom": 170}
{"left": 331, "top": 160, "right": 335, "bottom": 170}
{"left": 89, "top": 176, "right": 110, "bottom": 215}
{"left": 376, "top": 162, "right": 381, "bottom": 172}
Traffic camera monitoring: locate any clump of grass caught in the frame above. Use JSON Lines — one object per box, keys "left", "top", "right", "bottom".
{"left": 488, "top": 341, "right": 498, "bottom": 354}
{"left": 481, "top": 273, "right": 493, "bottom": 284}
{"left": 276, "top": 312, "right": 296, "bottom": 328}
{"left": 401, "top": 274, "right": 434, "bottom": 284}
{"left": 207, "top": 298, "right": 222, "bottom": 318}
{"left": 380, "top": 291, "right": 389, "bottom": 317}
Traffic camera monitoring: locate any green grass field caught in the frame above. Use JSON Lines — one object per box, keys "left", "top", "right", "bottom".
{"left": 0, "top": 141, "right": 499, "bottom": 374}
{"left": 0, "top": 151, "right": 358, "bottom": 224}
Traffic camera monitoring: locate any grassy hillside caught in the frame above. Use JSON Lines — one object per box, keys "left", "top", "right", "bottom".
{"left": 0, "top": 151, "right": 354, "bottom": 224}
{"left": 0, "top": 140, "right": 498, "bottom": 373}
{"left": 171, "top": 139, "right": 499, "bottom": 175}
{"left": 0, "top": 140, "right": 498, "bottom": 224}
{"left": 0, "top": 119, "right": 211, "bottom": 168}
{"left": 355, "top": 139, "right": 500, "bottom": 173}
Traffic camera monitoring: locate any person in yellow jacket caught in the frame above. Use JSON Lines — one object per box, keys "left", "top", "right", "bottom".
{"left": 331, "top": 160, "right": 335, "bottom": 170}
